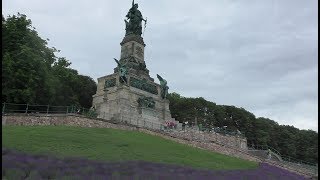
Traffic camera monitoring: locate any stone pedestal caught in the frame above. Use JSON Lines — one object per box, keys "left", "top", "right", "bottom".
{"left": 92, "top": 32, "right": 181, "bottom": 130}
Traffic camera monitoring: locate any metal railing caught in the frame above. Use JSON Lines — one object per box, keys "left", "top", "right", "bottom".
{"left": 2, "top": 102, "right": 178, "bottom": 131}
{"left": 248, "top": 144, "right": 318, "bottom": 174}
{"left": 248, "top": 145, "right": 282, "bottom": 160}
{"left": 118, "top": 114, "right": 179, "bottom": 131}
{"left": 182, "top": 125, "right": 246, "bottom": 138}
{"left": 2, "top": 102, "right": 97, "bottom": 118}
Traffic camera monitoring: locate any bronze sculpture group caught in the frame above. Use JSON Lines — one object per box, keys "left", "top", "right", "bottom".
{"left": 124, "top": 0, "right": 147, "bottom": 36}
{"left": 113, "top": 1, "right": 169, "bottom": 101}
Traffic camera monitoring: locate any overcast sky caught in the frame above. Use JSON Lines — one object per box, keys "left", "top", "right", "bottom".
{"left": 3, "top": 0, "right": 318, "bottom": 131}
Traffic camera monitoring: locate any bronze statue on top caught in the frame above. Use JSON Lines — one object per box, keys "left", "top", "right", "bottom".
{"left": 124, "top": 0, "right": 147, "bottom": 36}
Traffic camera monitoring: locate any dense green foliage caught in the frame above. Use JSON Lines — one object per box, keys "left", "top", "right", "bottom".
{"left": 2, "top": 13, "right": 96, "bottom": 108}
{"left": 167, "top": 93, "right": 318, "bottom": 164}
{"left": 2, "top": 125, "right": 258, "bottom": 170}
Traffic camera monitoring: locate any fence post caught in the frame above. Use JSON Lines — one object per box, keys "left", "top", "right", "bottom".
{"left": 25, "top": 104, "right": 29, "bottom": 114}
{"left": 66, "top": 106, "right": 69, "bottom": 114}
{"left": 47, "top": 105, "right": 49, "bottom": 115}
{"left": 2, "top": 102, "right": 6, "bottom": 114}
{"left": 152, "top": 122, "right": 153, "bottom": 129}
{"left": 203, "top": 133, "right": 205, "bottom": 142}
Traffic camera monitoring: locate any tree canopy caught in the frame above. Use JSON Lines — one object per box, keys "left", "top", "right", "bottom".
{"left": 167, "top": 93, "right": 318, "bottom": 164}
{"left": 2, "top": 13, "right": 97, "bottom": 108}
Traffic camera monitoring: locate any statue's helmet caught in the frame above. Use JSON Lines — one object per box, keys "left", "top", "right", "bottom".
{"left": 134, "top": 4, "right": 138, "bottom": 8}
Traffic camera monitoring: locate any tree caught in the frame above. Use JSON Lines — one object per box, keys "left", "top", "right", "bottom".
{"left": 167, "top": 92, "right": 318, "bottom": 164}
{"left": 2, "top": 13, "right": 97, "bottom": 109}
{"left": 2, "top": 13, "right": 56, "bottom": 104}
{"left": 75, "top": 75, "right": 97, "bottom": 108}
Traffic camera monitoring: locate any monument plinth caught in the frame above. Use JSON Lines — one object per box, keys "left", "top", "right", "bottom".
{"left": 92, "top": 1, "right": 181, "bottom": 129}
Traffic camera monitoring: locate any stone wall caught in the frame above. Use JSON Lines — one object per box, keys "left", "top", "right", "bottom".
{"left": 139, "top": 129, "right": 261, "bottom": 162}
{"left": 93, "top": 84, "right": 182, "bottom": 129}
{"left": 165, "top": 129, "right": 248, "bottom": 150}
{"left": 2, "top": 114, "right": 137, "bottom": 131}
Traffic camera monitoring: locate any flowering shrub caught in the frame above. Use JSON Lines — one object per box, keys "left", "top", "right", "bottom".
{"left": 164, "top": 121, "right": 177, "bottom": 129}
{"left": 2, "top": 148, "right": 308, "bottom": 180}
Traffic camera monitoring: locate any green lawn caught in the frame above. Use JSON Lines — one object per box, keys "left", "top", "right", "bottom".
{"left": 2, "top": 125, "right": 258, "bottom": 170}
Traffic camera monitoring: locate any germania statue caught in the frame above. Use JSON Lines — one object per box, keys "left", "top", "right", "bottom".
{"left": 124, "top": 0, "right": 147, "bottom": 36}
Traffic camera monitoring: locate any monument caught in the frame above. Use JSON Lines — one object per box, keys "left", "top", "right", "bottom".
{"left": 92, "top": 1, "right": 181, "bottom": 130}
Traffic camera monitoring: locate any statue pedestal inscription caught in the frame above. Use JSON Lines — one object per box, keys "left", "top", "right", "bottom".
{"left": 92, "top": 1, "right": 181, "bottom": 130}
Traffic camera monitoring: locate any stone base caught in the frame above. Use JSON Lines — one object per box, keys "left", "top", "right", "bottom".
{"left": 92, "top": 32, "right": 182, "bottom": 130}
{"left": 93, "top": 83, "right": 182, "bottom": 130}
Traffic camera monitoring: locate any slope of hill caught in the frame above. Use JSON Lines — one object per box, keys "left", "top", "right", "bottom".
{"left": 2, "top": 125, "right": 258, "bottom": 170}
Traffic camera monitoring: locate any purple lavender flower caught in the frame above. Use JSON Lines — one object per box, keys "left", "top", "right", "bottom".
{"left": 2, "top": 148, "right": 310, "bottom": 180}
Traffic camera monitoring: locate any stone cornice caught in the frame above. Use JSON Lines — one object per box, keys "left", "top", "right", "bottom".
{"left": 120, "top": 34, "right": 146, "bottom": 46}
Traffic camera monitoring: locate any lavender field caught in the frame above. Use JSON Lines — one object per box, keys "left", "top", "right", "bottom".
{"left": 2, "top": 148, "right": 308, "bottom": 180}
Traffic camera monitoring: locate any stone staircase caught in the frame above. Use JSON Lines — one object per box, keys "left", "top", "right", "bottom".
{"left": 247, "top": 149, "right": 282, "bottom": 162}
{"left": 247, "top": 148, "right": 317, "bottom": 178}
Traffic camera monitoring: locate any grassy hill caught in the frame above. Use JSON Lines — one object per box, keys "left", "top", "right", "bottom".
{"left": 2, "top": 125, "right": 258, "bottom": 171}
